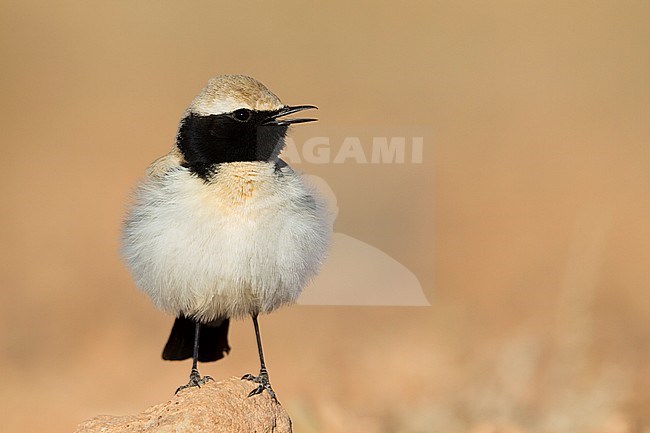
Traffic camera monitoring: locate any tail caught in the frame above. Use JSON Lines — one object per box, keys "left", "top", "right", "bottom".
{"left": 162, "top": 315, "right": 231, "bottom": 362}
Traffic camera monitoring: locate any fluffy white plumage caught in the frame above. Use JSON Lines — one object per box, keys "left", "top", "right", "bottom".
{"left": 122, "top": 156, "right": 330, "bottom": 321}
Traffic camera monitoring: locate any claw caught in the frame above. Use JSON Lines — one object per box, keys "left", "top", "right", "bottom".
{"left": 248, "top": 385, "right": 265, "bottom": 397}
{"left": 175, "top": 369, "right": 213, "bottom": 394}
{"left": 241, "top": 370, "right": 276, "bottom": 400}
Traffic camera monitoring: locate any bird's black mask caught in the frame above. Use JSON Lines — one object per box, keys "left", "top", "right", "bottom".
{"left": 176, "top": 106, "right": 316, "bottom": 181}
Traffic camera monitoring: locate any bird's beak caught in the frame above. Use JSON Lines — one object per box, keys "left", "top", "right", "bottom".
{"left": 263, "top": 105, "right": 318, "bottom": 126}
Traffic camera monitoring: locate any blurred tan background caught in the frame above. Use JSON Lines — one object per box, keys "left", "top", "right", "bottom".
{"left": 1, "top": 1, "right": 648, "bottom": 432}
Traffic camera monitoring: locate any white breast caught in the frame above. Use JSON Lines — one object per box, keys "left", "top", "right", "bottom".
{"left": 121, "top": 161, "right": 330, "bottom": 321}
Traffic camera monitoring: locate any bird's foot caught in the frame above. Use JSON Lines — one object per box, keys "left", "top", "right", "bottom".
{"left": 241, "top": 369, "right": 276, "bottom": 400}
{"left": 175, "top": 368, "right": 213, "bottom": 394}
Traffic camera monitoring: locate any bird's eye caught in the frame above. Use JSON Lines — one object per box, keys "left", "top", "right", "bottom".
{"left": 232, "top": 109, "right": 252, "bottom": 122}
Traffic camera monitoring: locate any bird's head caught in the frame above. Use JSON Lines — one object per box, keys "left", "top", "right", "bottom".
{"left": 176, "top": 75, "right": 317, "bottom": 179}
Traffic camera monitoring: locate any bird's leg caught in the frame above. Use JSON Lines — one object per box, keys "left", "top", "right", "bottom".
{"left": 241, "top": 314, "right": 276, "bottom": 400}
{"left": 175, "top": 320, "right": 213, "bottom": 394}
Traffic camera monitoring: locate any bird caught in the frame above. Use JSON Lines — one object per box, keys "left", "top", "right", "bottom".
{"left": 121, "top": 74, "right": 331, "bottom": 398}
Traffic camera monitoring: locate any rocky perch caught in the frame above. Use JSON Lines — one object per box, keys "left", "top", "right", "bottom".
{"left": 73, "top": 376, "right": 292, "bottom": 433}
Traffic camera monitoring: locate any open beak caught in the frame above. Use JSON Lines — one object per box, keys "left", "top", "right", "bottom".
{"left": 263, "top": 105, "right": 318, "bottom": 126}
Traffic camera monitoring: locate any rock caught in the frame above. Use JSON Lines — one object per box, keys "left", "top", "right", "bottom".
{"left": 73, "top": 376, "right": 292, "bottom": 433}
